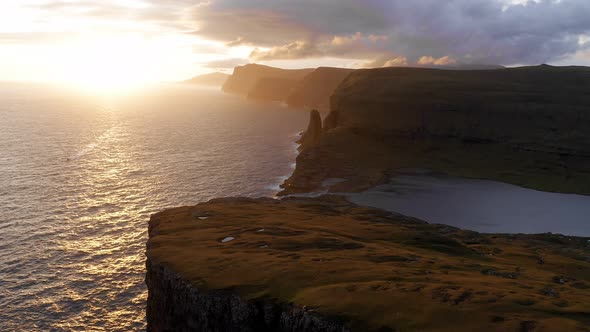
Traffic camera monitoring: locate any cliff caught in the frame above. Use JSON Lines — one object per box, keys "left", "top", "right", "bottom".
{"left": 146, "top": 196, "right": 590, "bottom": 332}
{"left": 184, "top": 72, "right": 229, "bottom": 87}
{"left": 146, "top": 260, "right": 347, "bottom": 332}
{"left": 222, "top": 64, "right": 354, "bottom": 110}
{"left": 222, "top": 64, "right": 313, "bottom": 98}
{"left": 286, "top": 67, "right": 355, "bottom": 111}
{"left": 330, "top": 65, "right": 590, "bottom": 154}
{"left": 247, "top": 77, "right": 300, "bottom": 102}
{"left": 282, "top": 65, "right": 590, "bottom": 195}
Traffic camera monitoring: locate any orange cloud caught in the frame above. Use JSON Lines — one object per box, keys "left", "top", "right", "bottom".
{"left": 418, "top": 56, "right": 457, "bottom": 66}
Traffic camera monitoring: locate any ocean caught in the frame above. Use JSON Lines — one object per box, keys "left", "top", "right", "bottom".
{"left": 0, "top": 83, "right": 308, "bottom": 331}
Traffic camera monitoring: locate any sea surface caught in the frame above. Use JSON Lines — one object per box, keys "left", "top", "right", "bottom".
{"left": 0, "top": 83, "right": 308, "bottom": 331}
{"left": 347, "top": 172, "right": 590, "bottom": 236}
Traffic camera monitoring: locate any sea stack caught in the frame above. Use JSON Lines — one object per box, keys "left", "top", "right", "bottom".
{"left": 298, "top": 110, "right": 322, "bottom": 150}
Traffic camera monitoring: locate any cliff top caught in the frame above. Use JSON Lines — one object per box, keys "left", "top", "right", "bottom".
{"left": 147, "top": 196, "right": 590, "bottom": 331}
{"left": 334, "top": 64, "right": 590, "bottom": 106}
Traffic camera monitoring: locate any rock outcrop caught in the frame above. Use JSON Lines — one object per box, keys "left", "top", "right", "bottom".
{"left": 146, "top": 196, "right": 590, "bottom": 332}
{"left": 281, "top": 65, "right": 590, "bottom": 195}
{"left": 297, "top": 110, "right": 323, "bottom": 150}
{"left": 146, "top": 260, "right": 348, "bottom": 332}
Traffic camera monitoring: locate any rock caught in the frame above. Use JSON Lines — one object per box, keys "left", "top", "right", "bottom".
{"left": 540, "top": 287, "right": 560, "bottom": 298}
{"left": 146, "top": 261, "right": 349, "bottom": 332}
{"left": 298, "top": 110, "right": 323, "bottom": 150}
{"left": 322, "top": 110, "right": 339, "bottom": 131}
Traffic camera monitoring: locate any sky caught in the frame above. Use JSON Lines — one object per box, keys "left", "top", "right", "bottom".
{"left": 1, "top": 0, "right": 589, "bottom": 89}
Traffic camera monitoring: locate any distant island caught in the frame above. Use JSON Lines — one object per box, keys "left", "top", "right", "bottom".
{"left": 147, "top": 64, "right": 590, "bottom": 332}
{"left": 184, "top": 72, "right": 229, "bottom": 87}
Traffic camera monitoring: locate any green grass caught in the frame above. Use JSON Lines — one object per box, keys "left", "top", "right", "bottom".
{"left": 147, "top": 196, "right": 590, "bottom": 332}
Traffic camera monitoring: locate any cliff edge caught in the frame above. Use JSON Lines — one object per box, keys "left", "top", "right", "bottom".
{"left": 282, "top": 65, "right": 590, "bottom": 195}
{"left": 146, "top": 196, "right": 590, "bottom": 331}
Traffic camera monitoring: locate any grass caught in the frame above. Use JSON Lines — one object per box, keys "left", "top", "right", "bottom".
{"left": 147, "top": 195, "right": 590, "bottom": 332}
{"left": 282, "top": 129, "right": 590, "bottom": 195}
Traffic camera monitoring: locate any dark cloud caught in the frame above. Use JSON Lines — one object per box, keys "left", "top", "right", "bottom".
{"left": 192, "top": 0, "right": 590, "bottom": 66}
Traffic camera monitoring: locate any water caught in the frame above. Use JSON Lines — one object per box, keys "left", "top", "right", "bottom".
{"left": 0, "top": 83, "right": 308, "bottom": 331}
{"left": 347, "top": 173, "right": 590, "bottom": 236}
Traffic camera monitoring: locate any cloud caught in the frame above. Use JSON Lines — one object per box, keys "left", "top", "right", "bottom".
{"left": 250, "top": 41, "right": 317, "bottom": 61}
{"left": 383, "top": 56, "right": 409, "bottom": 67}
{"left": 204, "top": 57, "right": 249, "bottom": 69}
{"left": 249, "top": 32, "right": 391, "bottom": 61}
{"left": 418, "top": 56, "right": 457, "bottom": 66}
{"left": 192, "top": 0, "right": 590, "bottom": 66}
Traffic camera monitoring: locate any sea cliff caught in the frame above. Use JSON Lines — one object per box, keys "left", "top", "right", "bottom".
{"left": 222, "top": 64, "right": 354, "bottom": 110}
{"left": 222, "top": 64, "right": 313, "bottom": 98}
{"left": 281, "top": 65, "right": 590, "bottom": 195}
{"left": 146, "top": 196, "right": 590, "bottom": 331}
{"left": 146, "top": 260, "right": 347, "bottom": 332}
{"left": 286, "top": 67, "right": 355, "bottom": 110}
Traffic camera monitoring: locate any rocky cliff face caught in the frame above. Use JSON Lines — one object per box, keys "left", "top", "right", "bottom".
{"left": 297, "top": 110, "right": 323, "bottom": 150}
{"left": 146, "top": 259, "right": 348, "bottom": 332}
{"left": 281, "top": 65, "right": 590, "bottom": 195}
{"left": 330, "top": 65, "right": 590, "bottom": 155}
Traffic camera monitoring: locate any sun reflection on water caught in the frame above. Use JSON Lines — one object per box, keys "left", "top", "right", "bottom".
{"left": 0, "top": 85, "right": 309, "bottom": 331}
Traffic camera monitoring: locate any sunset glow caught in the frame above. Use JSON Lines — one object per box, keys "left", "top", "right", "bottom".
{"left": 2, "top": 1, "right": 590, "bottom": 331}
{"left": 0, "top": 0, "right": 589, "bottom": 91}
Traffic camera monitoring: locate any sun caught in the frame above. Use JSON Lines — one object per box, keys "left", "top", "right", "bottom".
{"left": 60, "top": 35, "right": 164, "bottom": 93}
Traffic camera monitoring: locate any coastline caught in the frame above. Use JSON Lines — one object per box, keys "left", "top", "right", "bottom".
{"left": 145, "top": 65, "right": 590, "bottom": 331}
